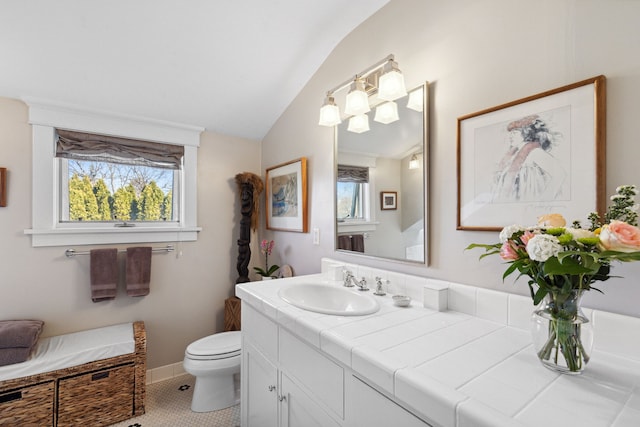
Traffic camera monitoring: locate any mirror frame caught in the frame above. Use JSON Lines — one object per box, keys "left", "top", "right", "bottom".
{"left": 334, "top": 81, "right": 429, "bottom": 265}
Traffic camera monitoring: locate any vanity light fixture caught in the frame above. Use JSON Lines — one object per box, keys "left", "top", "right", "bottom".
{"left": 347, "top": 114, "right": 370, "bottom": 133}
{"left": 378, "top": 58, "right": 407, "bottom": 101}
{"left": 408, "top": 153, "right": 420, "bottom": 170}
{"left": 344, "top": 78, "right": 370, "bottom": 116}
{"left": 318, "top": 54, "right": 407, "bottom": 133}
{"left": 373, "top": 101, "right": 399, "bottom": 124}
{"left": 407, "top": 87, "right": 424, "bottom": 112}
{"left": 318, "top": 94, "right": 342, "bottom": 126}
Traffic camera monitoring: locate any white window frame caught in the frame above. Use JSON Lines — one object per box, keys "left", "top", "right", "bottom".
{"left": 23, "top": 98, "right": 203, "bottom": 247}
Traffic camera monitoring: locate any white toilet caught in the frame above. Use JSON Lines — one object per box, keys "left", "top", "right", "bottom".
{"left": 183, "top": 330, "right": 241, "bottom": 412}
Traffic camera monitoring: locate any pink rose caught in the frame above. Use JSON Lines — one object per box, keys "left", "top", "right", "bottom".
{"left": 599, "top": 220, "right": 640, "bottom": 252}
{"left": 500, "top": 240, "right": 519, "bottom": 261}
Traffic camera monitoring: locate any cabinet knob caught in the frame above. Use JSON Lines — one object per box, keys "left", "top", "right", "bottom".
{"left": 268, "top": 385, "right": 276, "bottom": 392}
{"left": 278, "top": 395, "right": 287, "bottom": 402}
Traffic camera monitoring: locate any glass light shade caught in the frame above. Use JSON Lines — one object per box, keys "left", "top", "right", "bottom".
{"left": 374, "top": 101, "right": 399, "bottom": 124}
{"left": 378, "top": 70, "right": 407, "bottom": 101}
{"left": 344, "top": 80, "right": 370, "bottom": 116}
{"left": 407, "top": 88, "right": 424, "bottom": 112}
{"left": 347, "top": 114, "right": 370, "bottom": 133}
{"left": 409, "top": 154, "right": 420, "bottom": 169}
{"left": 318, "top": 103, "right": 341, "bottom": 127}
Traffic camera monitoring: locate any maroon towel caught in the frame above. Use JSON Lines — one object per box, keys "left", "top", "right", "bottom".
{"left": 90, "top": 248, "right": 118, "bottom": 302}
{"left": 0, "top": 320, "right": 44, "bottom": 349}
{"left": 351, "top": 234, "right": 365, "bottom": 253}
{"left": 126, "top": 247, "right": 152, "bottom": 297}
{"left": 337, "top": 235, "right": 352, "bottom": 250}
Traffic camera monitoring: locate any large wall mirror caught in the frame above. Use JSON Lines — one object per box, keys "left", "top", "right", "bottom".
{"left": 335, "top": 82, "right": 429, "bottom": 264}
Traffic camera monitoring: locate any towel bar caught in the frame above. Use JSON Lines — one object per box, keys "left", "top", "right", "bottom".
{"left": 65, "top": 245, "right": 174, "bottom": 258}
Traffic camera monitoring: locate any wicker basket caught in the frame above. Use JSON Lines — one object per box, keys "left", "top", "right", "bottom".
{"left": 224, "top": 297, "right": 241, "bottom": 331}
{"left": 0, "top": 321, "right": 146, "bottom": 427}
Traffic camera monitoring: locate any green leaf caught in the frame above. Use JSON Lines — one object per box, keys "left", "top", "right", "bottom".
{"left": 543, "top": 256, "right": 598, "bottom": 276}
{"left": 533, "top": 287, "right": 548, "bottom": 305}
{"left": 599, "top": 250, "right": 640, "bottom": 261}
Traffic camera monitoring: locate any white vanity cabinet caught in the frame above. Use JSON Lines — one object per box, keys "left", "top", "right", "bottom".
{"left": 351, "top": 377, "right": 432, "bottom": 427}
{"left": 244, "top": 341, "right": 278, "bottom": 427}
{"left": 241, "top": 302, "right": 431, "bottom": 427}
{"left": 241, "top": 302, "right": 342, "bottom": 427}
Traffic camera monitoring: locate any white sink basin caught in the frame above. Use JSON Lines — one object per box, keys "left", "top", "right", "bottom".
{"left": 278, "top": 283, "right": 380, "bottom": 316}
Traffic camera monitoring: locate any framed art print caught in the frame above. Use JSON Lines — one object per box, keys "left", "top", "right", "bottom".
{"left": 380, "top": 191, "right": 397, "bottom": 210}
{"left": 266, "top": 157, "right": 308, "bottom": 232}
{"left": 457, "top": 76, "right": 606, "bottom": 231}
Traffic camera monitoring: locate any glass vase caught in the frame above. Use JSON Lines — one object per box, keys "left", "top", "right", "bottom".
{"left": 530, "top": 290, "right": 593, "bottom": 374}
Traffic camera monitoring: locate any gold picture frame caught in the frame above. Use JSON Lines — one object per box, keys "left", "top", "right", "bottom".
{"left": 457, "top": 76, "right": 606, "bottom": 231}
{"left": 266, "top": 157, "right": 308, "bottom": 232}
{"left": 0, "top": 168, "right": 6, "bottom": 207}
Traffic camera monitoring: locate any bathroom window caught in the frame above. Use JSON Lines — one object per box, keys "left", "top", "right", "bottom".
{"left": 337, "top": 181, "right": 368, "bottom": 220}
{"left": 61, "top": 159, "right": 178, "bottom": 223}
{"left": 56, "top": 130, "right": 181, "bottom": 224}
{"left": 25, "top": 99, "right": 202, "bottom": 247}
{"left": 337, "top": 165, "right": 370, "bottom": 221}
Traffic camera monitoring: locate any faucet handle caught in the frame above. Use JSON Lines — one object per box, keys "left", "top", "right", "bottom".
{"left": 373, "top": 277, "right": 386, "bottom": 296}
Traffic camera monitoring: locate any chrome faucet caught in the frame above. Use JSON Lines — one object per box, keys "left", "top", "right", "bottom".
{"left": 373, "top": 277, "right": 386, "bottom": 296}
{"left": 343, "top": 270, "right": 356, "bottom": 287}
{"left": 356, "top": 276, "right": 369, "bottom": 291}
{"left": 343, "top": 270, "right": 369, "bottom": 291}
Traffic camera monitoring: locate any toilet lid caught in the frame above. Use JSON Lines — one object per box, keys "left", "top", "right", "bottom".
{"left": 186, "top": 331, "right": 241, "bottom": 360}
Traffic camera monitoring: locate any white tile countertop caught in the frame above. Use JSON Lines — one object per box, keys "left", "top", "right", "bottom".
{"left": 236, "top": 264, "right": 640, "bottom": 427}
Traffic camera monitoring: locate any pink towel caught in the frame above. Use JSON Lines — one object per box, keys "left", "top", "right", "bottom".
{"left": 90, "top": 248, "right": 118, "bottom": 302}
{"left": 126, "top": 247, "right": 152, "bottom": 297}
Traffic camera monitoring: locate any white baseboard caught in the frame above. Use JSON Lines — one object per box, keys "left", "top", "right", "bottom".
{"left": 146, "top": 362, "right": 188, "bottom": 385}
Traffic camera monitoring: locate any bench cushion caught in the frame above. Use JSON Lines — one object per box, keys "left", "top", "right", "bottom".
{"left": 0, "top": 322, "right": 134, "bottom": 381}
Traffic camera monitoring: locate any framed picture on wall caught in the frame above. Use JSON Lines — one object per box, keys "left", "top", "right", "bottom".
{"left": 266, "top": 157, "right": 308, "bottom": 232}
{"left": 380, "top": 191, "right": 397, "bottom": 210}
{"left": 457, "top": 75, "right": 606, "bottom": 231}
{"left": 0, "top": 167, "right": 6, "bottom": 207}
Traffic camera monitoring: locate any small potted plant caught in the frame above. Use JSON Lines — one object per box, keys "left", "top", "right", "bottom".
{"left": 254, "top": 239, "right": 280, "bottom": 279}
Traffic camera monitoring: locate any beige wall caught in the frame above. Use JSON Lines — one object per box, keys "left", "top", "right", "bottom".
{"left": 0, "top": 97, "right": 261, "bottom": 368}
{"left": 262, "top": 0, "right": 640, "bottom": 317}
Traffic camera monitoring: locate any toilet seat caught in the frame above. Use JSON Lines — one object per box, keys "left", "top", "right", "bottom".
{"left": 185, "top": 331, "right": 241, "bottom": 360}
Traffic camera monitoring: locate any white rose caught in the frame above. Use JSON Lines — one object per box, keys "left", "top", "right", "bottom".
{"left": 526, "top": 234, "right": 562, "bottom": 262}
{"left": 499, "top": 224, "right": 524, "bottom": 243}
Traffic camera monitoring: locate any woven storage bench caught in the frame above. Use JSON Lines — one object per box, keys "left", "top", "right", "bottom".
{"left": 0, "top": 321, "right": 146, "bottom": 427}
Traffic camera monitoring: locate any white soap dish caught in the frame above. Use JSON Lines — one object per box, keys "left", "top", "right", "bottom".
{"left": 393, "top": 295, "right": 411, "bottom": 307}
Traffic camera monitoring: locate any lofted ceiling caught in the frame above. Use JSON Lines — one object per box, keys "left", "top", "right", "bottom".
{"left": 0, "top": 0, "right": 389, "bottom": 141}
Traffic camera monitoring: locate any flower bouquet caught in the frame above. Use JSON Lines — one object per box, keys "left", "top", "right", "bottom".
{"left": 467, "top": 185, "right": 640, "bottom": 373}
{"left": 253, "top": 239, "right": 280, "bottom": 279}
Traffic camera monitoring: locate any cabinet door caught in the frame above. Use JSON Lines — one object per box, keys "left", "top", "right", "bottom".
{"left": 280, "top": 373, "right": 340, "bottom": 427}
{"left": 352, "top": 377, "right": 431, "bottom": 427}
{"left": 244, "top": 342, "right": 279, "bottom": 427}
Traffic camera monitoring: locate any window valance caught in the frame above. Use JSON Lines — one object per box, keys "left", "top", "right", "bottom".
{"left": 56, "top": 129, "right": 184, "bottom": 170}
{"left": 337, "top": 164, "right": 369, "bottom": 183}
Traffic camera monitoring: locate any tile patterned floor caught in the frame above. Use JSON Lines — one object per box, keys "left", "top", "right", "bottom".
{"left": 109, "top": 374, "right": 240, "bottom": 427}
